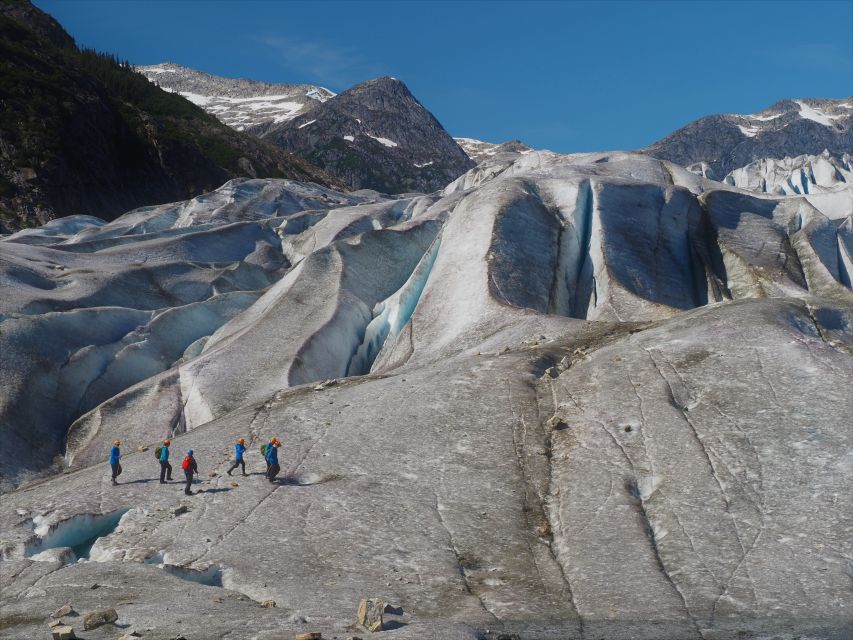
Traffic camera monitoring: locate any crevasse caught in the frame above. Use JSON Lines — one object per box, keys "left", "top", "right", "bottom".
{"left": 26, "top": 508, "right": 129, "bottom": 562}
{"left": 346, "top": 235, "right": 442, "bottom": 376}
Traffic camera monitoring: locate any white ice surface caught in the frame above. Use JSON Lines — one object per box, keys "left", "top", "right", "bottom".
{"left": 367, "top": 134, "right": 398, "bottom": 148}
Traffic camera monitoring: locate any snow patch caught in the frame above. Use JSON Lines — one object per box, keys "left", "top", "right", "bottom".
{"left": 414, "top": 161, "right": 434, "bottom": 168}
{"left": 298, "top": 119, "right": 317, "bottom": 129}
{"left": 343, "top": 135, "right": 355, "bottom": 142}
{"left": 175, "top": 91, "right": 212, "bottom": 107}
{"left": 305, "top": 88, "right": 334, "bottom": 102}
{"left": 750, "top": 112, "right": 783, "bottom": 121}
{"left": 737, "top": 124, "right": 760, "bottom": 137}
{"left": 367, "top": 134, "right": 398, "bottom": 148}
{"left": 795, "top": 100, "right": 841, "bottom": 126}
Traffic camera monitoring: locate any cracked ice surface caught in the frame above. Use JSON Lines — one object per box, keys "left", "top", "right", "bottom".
{"left": 1, "top": 151, "right": 851, "bottom": 639}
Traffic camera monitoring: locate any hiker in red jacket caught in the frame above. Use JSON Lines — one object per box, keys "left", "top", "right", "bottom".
{"left": 182, "top": 449, "right": 199, "bottom": 495}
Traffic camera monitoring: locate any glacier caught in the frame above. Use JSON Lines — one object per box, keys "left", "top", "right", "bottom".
{"left": 1, "top": 148, "right": 851, "bottom": 640}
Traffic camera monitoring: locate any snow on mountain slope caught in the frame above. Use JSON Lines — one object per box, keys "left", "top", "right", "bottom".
{"left": 455, "top": 137, "right": 532, "bottom": 163}
{"left": 137, "top": 62, "right": 335, "bottom": 132}
{"left": 647, "top": 97, "right": 852, "bottom": 179}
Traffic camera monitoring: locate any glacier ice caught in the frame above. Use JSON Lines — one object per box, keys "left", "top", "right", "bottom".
{"left": 347, "top": 234, "right": 441, "bottom": 376}
{"left": 26, "top": 509, "right": 129, "bottom": 562}
{"left": 1, "top": 148, "right": 851, "bottom": 640}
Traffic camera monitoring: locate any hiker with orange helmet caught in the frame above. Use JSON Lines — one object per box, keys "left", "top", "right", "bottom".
{"left": 227, "top": 437, "right": 248, "bottom": 476}
{"left": 158, "top": 439, "right": 173, "bottom": 484}
{"left": 109, "top": 440, "right": 122, "bottom": 485}
{"left": 261, "top": 436, "right": 277, "bottom": 474}
{"left": 266, "top": 438, "right": 281, "bottom": 483}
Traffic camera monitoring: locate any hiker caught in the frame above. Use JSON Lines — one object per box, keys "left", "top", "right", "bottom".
{"left": 182, "top": 449, "right": 199, "bottom": 495}
{"left": 227, "top": 437, "right": 247, "bottom": 476}
{"left": 109, "top": 440, "right": 122, "bottom": 485}
{"left": 266, "top": 439, "right": 281, "bottom": 483}
{"left": 158, "top": 439, "right": 173, "bottom": 484}
{"left": 261, "top": 436, "right": 276, "bottom": 473}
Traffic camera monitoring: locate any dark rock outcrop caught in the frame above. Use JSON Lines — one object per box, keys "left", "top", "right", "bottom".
{"left": 645, "top": 98, "right": 853, "bottom": 179}
{"left": 0, "top": 1, "right": 341, "bottom": 232}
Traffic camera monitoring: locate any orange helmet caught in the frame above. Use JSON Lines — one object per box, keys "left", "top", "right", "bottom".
{"left": 113, "top": 440, "right": 120, "bottom": 446}
{"left": 269, "top": 436, "right": 276, "bottom": 443}
{"left": 163, "top": 439, "right": 171, "bottom": 446}
{"left": 238, "top": 438, "right": 245, "bottom": 444}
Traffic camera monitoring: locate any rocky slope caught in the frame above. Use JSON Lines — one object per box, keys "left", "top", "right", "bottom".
{"left": 1, "top": 147, "right": 851, "bottom": 639}
{"left": 454, "top": 137, "right": 532, "bottom": 164}
{"left": 0, "top": 1, "right": 340, "bottom": 232}
{"left": 646, "top": 97, "right": 852, "bottom": 179}
{"left": 262, "top": 77, "right": 475, "bottom": 193}
{"left": 137, "top": 62, "right": 335, "bottom": 134}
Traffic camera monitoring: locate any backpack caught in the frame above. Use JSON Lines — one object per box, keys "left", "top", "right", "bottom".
{"left": 261, "top": 443, "right": 269, "bottom": 457}
{"left": 154, "top": 446, "right": 163, "bottom": 460}
{"left": 181, "top": 456, "right": 192, "bottom": 471}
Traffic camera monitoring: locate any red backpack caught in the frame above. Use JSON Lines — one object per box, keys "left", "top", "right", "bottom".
{"left": 181, "top": 455, "right": 192, "bottom": 471}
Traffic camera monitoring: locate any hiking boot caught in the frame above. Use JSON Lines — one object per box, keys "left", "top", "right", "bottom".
{"left": 227, "top": 470, "right": 232, "bottom": 476}
{"left": 111, "top": 479, "right": 118, "bottom": 486}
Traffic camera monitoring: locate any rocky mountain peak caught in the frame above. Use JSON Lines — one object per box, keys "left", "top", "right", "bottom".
{"left": 646, "top": 96, "right": 852, "bottom": 178}
{"left": 328, "top": 76, "right": 426, "bottom": 115}
{"left": 263, "top": 75, "right": 474, "bottom": 193}
{"left": 0, "top": 0, "right": 75, "bottom": 49}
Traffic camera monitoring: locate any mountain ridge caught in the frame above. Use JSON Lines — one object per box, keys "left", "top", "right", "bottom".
{"left": 646, "top": 97, "right": 852, "bottom": 179}
{"left": 137, "top": 62, "right": 335, "bottom": 134}
{"left": 0, "top": 1, "right": 341, "bottom": 232}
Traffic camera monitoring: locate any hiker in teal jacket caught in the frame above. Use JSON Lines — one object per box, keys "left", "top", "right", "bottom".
{"left": 159, "top": 439, "right": 173, "bottom": 483}
{"left": 266, "top": 439, "right": 281, "bottom": 483}
{"left": 227, "top": 438, "right": 247, "bottom": 476}
{"left": 262, "top": 436, "right": 277, "bottom": 473}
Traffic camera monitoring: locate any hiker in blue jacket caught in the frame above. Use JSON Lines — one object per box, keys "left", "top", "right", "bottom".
{"left": 227, "top": 437, "right": 248, "bottom": 476}
{"left": 266, "top": 439, "right": 281, "bottom": 483}
{"left": 110, "top": 440, "right": 122, "bottom": 485}
{"left": 159, "top": 439, "right": 173, "bottom": 484}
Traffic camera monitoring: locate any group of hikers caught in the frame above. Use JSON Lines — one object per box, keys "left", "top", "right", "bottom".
{"left": 108, "top": 436, "right": 283, "bottom": 495}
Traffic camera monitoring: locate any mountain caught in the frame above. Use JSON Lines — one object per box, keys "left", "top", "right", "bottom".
{"left": 262, "top": 76, "right": 475, "bottom": 193}
{"left": 0, "top": 1, "right": 340, "bottom": 232}
{"left": 137, "top": 62, "right": 335, "bottom": 134}
{"left": 137, "top": 66, "right": 476, "bottom": 195}
{"left": 455, "top": 137, "right": 532, "bottom": 163}
{"left": 1, "top": 148, "right": 850, "bottom": 638}
{"left": 646, "top": 97, "right": 853, "bottom": 179}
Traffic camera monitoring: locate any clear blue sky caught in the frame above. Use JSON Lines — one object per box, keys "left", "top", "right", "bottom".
{"left": 36, "top": 0, "right": 853, "bottom": 153}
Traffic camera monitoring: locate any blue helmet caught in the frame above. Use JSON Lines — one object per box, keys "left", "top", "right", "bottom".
{"left": 187, "top": 449, "right": 193, "bottom": 455}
